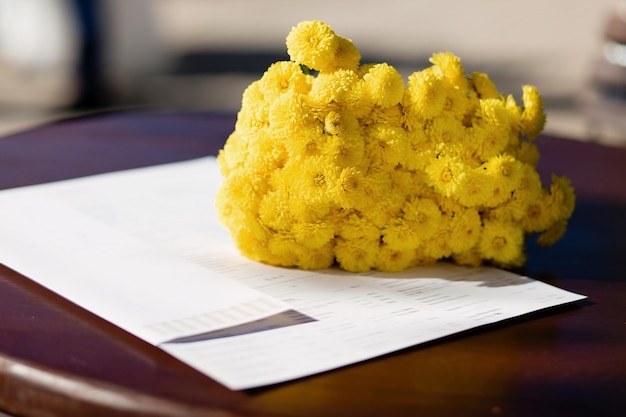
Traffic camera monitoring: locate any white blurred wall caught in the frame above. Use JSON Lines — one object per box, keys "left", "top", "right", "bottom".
{"left": 0, "top": 0, "right": 622, "bottom": 138}
{"left": 153, "top": 0, "right": 620, "bottom": 95}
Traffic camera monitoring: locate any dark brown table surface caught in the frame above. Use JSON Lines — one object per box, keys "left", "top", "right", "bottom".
{"left": 0, "top": 110, "right": 625, "bottom": 417}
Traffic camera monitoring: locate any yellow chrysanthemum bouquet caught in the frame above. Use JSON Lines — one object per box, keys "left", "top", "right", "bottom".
{"left": 215, "top": 20, "right": 575, "bottom": 272}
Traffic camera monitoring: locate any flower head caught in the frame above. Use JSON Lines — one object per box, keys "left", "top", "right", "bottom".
{"left": 430, "top": 52, "right": 466, "bottom": 85}
{"left": 520, "top": 85, "right": 546, "bottom": 140}
{"left": 480, "top": 220, "right": 525, "bottom": 266}
{"left": 471, "top": 72, "right": 500, "bottom": 99}
{"left": 332, "top": 166, "right": 371, "bottom": 209}
{"left": 260, "top": 61, "right": 312, "bottom": 101}
{"left": 406, "top": 68, "right": 447, "bottom": 121}
{"left": 307, "top": 69, "right": 359, "bottom": 107}
{"left": 332, "top": 36, "right": 361, "bottom": 72}
{"left": 286, "top": 20, "right": 339, "bottom": 73}
{"left": 449, "top": 207, "right": 482, "bottom": 253}
{"left": 365, "top": 123, "right": 407, "bottom": 167}
{"left": 456, "top": 168, "right": 494, "bottom": 207}
{"left": 482, "top": 154, "right": 523, "bottom": 197}
{"left": 425, "top": 155, "right": 468, "bottom": 198}
{"left": 362, "top": 63, "right": 405, "bottom": 107}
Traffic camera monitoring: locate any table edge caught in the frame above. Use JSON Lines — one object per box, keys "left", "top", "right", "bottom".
{"left": 0, "top": 353, "right": 256, "bottom": 417}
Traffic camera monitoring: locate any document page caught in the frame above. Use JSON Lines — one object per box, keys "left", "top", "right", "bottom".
{"left": 0, "top": 187, "right": 289, "bottom": 345}
{"left": 162, "top": 243, "right": 584, "bottom": 389}
{"left": 0, "top": 157, "right": 586, "bottom": 389}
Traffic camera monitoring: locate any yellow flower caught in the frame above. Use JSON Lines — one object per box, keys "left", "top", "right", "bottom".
{"left": 332, "top": 36, "right": 361, "bottom": 72}
{"left": 332, "top": 166, "right": 371, "bottom": 209}
{"left": 291, "top": 221, "right": 336, "bottom": 249}
{"left": 487, "top": 162, "right": 542, "bottom": 222}
{"left": 260, "top": 61, "right": 312, "bottom": 101}
{"left": 286, "top": 20, "right": 339, "bottom": 73}
{"left": 426, "top": 115, "right": 465, "bottom": 149}
{"left": 269, "top": 90, "right": 320, "bottom": 141}
{"left": 236, "top": 81, "right": 270, "bottom": 134}
{"left": 217, "top": 132, "right": 247, "bottom": 176}
{"left": 406, "top": 68, "right": 447, "bottom": 121}
{"left": 280, "top": 117, "right": 325, "bottom": 160}
{"left": 362, "top": 63, "right": 405, "bottom": 108}
{"left": 430, "top": 52, "right": 472, "bottom": 117}
{"left": 360, "top": 187, "right": 404, "bottom": 229}
{"left": 536, "top": 219, "right": 568, "bottom": 247}
{"left": 376, "top": 245, "right": 415, "bottom": 272}
{"left": 520, "top": 193, "right": 554, "bottom": 232}
{"left": 456, "top": 168, "right": 494, "bottom": 207}
{"left": 515, "top": 163, "right": 544, "bottom": 201}
{"left": 404, "top": 129, "right": 434, "bottom": 171}
{"left": 452, "top": 248, "right": 483, "bottom": 267}
{"left": 423, "top": 226, "right": 453, "bottom": 260}
{"left": 483, "top": 185, "right": 512, "bottom": 208}
{"left": 430, "top": 52, "right": 466, "bottom": 86}
{"left": 288, "top": 195, "right": 332, "bottom": 223}
{"left": 474, "top": 99, "right": 511, "bottom": 160}
{"left": 519, "top": 85, "right": 546, "bottom": 140}
{"left": 368, "top": 105, "right": 404, "bottom": 126}
{"left": 297, "top": 241, "right": 335, "bottom": 269}
{"left": 307, "top": 69, "right": 359, "bottom": 107}
{"left": 486, "top": 194, "right": 528, "bottom": 224}
{"left": 479, "top": 98, "right": 510, "bottom": 128}
{"left": 337, "top": 213, "right": 378, "bottom": 240}
{"left": 322, "top": 126, "right": 365, "bottom": 167}
{"left": 471, "top": 72, "right": 500, "bottom": 99}
{"left": 425, "top": 155, "right": 468, "bottom": 198}
{"left": 268, "top": 230, "right": 336, "bottom": 270}
{"left": 334, "top": 236, "right": 378, "bottom": 272}
{"left": 245, "top": 128, "right": 287, "bottom": 175}
{"left": 239, "top": 80, "right": 265, "bottom": 109}
{"left": 216, "top": 21, "right": 574, "bottom": 272}
{"left": 389, "top": 168, "right": 417, "bottom": 196}
{"left": 442, "top": 81, "right": 472, "bottom": 119}
{"left": 344, "top": 80, "right": 375, "bottom": 119}
{"left": 482, "top": 154, "right": 523, "bottom": 197}
{"left": 216, "top": 170, "right": 264, "bottom": 220}
{"left": 215, "top": 182, "right": 243, "bottom": 229}
{"left": 412, "top": 248, "right": 439, "bottom": 267}
{"left": 230, "top": 220, "right": 273, "bottom": 263}
{"left": 286, "top": 156, "right": 337, "bottom": 202}
{"left": 267, "top": 232, "right": 302, "bottom": 267}
{"left": 504, "top": 94, "right": 522, "bottom": 131}
{"left": 449, "top": 207, "right": 482, "bottom": 253}
{"left": 479, "top": 220, "right": 524, "bottom": 266}
{"left": 259, "top": 188, "right": 293, "bottom": 231}
{"left": 322, "top": 110, "right": 361, "bottom": 137}
{"left": 335, "top": 214, "right": 380, "bottom": 271}
{"left": 516, "top": 141, "right": 540, "bottom": 167}
{"left": 437, "top": 192, "right": 465, "bottom": 216}
{"left": 548, "top": 175, "right": 576, "bottom": 220}
{"left": 365, "top": 124, "right": 407, "bottom": 167}
{"left": 382, "top": 217, "right": 424, "bottom": 251}
{"left": 402, "top": 197, "right": 442, "bottom": 240}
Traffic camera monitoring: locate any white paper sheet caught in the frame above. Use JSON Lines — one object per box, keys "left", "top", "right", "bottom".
{"left": 0, "top": 175, "right": 289, "bottom": 345}
{"left": 0, "top": 157, "right": 586, "bottom": 390}
{"left": 160, "top": 244, "right": 584, "bottom": 389}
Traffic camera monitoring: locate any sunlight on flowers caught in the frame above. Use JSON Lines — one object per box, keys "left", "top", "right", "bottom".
{"left": 216, "top": 20, "right": 575, "bottom": 272}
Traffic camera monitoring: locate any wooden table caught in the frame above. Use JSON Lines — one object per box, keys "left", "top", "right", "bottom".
{"left": 0, "top": 111, "right": 624, "bottom": 417}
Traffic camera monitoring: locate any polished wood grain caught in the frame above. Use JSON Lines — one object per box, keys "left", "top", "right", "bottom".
{"left": 0, "top": 111, "right": 624, "bottom": 417}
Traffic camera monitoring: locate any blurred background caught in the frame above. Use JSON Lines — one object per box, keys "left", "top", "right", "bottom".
{"left": 0, "top": 0, "right": 625, "bottom": 144}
